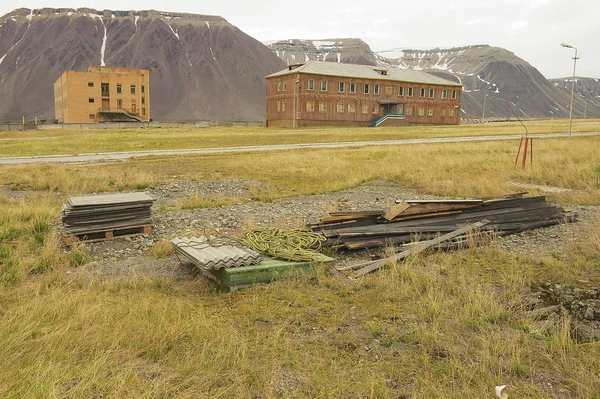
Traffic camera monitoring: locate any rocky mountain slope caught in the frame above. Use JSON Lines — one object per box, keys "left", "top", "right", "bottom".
{"left": 0, "top": 8, "right": 286, "bottom": 122}
{"left": 267, "top": 41, "right": 600, "bottom": 119}
{"left": 264, "top": 39, "right": 377, "bottom": 66}
{"left": 550, "top": 77, "right": 600, "bottom": 117}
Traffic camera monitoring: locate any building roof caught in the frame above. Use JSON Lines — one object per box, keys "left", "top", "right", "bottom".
{"left": 266, "top": 61, "right": 462, "bottom": 87}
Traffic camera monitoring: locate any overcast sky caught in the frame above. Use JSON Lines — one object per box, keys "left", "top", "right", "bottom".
{"left": 1, "top": 0, "right": 598, "bottom": 79}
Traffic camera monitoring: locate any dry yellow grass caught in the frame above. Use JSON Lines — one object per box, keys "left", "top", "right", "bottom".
{"left": 1, "top": 127, "right": 600, "bottom": 397}
{"left": 0, "top": 118, "right": 598, "bottom": 157}
{"left": 1, "top": 243, "right": 599, "bottom": 397}
{"left": 2, "top": 136, "right": 598, "bottom": 204}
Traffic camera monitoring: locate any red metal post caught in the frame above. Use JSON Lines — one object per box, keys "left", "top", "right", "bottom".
{"left": 515, "top": 137, "right": 524, "bottom": 167}
{"left": 522, "top": 138, "right": 529, "bottom": 169}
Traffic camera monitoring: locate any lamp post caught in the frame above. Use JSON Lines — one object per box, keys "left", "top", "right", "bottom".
{"left": 561, "top": 43, "right": 578, "bottom": 139}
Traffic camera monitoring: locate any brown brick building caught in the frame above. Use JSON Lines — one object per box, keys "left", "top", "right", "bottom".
{"left": 54, "top": 66, "right": 150, "bottom": 123}
{"left": 265, "top": 61, "right": 462, "bottom": 128}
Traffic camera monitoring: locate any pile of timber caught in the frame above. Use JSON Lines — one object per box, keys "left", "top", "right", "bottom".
{"left": 308, "top": 195, "right": 575, "bottom": 251}
{"left": 61, "top": 192, "right": 155, "bottom": 243}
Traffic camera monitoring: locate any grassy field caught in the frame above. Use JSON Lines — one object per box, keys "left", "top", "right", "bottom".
{"left": 0, "top": 118, "right": 598, "bottom": 157}
{"left": 1, "top": 123, "right": 600, "bottom": 397}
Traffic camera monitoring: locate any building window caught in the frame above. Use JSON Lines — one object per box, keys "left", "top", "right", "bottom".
{"left": 117, "top": 99, "right": 122, "bottom": 109}
{"left": 282, "top": 101, "right": 286, "bottom": 111}
{"left": 131, "top": 99, "right": 137, "bottom": 112}
{"left": 337, "top": 103, "right": 344, "bottom": 113}
{"left": 349, "top": 83, "right": 356, "bottom": 93}
{"left": 319, "top": 102, "right": 326, "bottom": 112}
{"left": 88, "top": 98, "right": 95, "bottom": 103}
{"left": 373, "top": 85, "right": 380, "bottom": 95}
{"left": 451, "top": 90, "right": 457, "bottom": 99}
{"left": 449, "top": 108, "right": 456, "bottom": 116}
{"left": 142, "top": 108, "right": 146, "bottom": 116}
{"left": 88, "top": 82, "right": 94, "bottom": 88}
{"left": 348, "top": 103, "right": 356, "bottom": 113}
{"left": 320, "top": 80, "right": 328, "bottom": 91}
{"left": 440, "top": 108, "right": 446, "bottom": 116}
{"left": 371, "top": 105, "right": 378, "bottom": 114}
{"left": 428, "top": 108, "right": 434, "bottom": 116}
{"left": 283, "top": 81, "right": 287, "bottom": 91}
{"left": 89, "top": 113, "right": 95, "bottom": 119}
{"left": 306, "top": 101, "right": 315, "bottom": 112}
{"left": 338, "top": 82, "right": 345, "bottom": 92}
{"left": 277, "top": 101, "right": 281, "bottom": 112}
{"left": 363, "top": 84, "right": 370, "bottom": 94}
{"left": 141, "top": 97, "right": 145, "bottom": 105}
{"left": 398, "top": 87, "right": 404, "bottom": 96}
{"left": 407, "top": 87, "right": 413, "bottom": 97}
{"left": 277, "top": 82, "right": 281, "bottom": 91}
{"left": 362, "top": 104, "right": 369, "bottom": 114}
{"left": 141, "top": 85, "right": 145, "bottom": 93}
{"left": 131, "top": 85, "right": 136, "bottom": 95}
{"left": 116, "top": 84, "right": 122, "bottom": 94}
{"left": 307, "top": 80, "right": 315, "bottom": 90}
{"left": 101, "top": 83, "right": 109, "bottom": 96}
{"left": 441, "top": 89, "right": 447, "bottom": 99}
{"left": 385, "top": 86, "right": 392, "bottom": 95}
{"left": 418, "top": 107, "right": 425, "bottom": 116}
{"left": 419, "top": 88, "right": 426, "bottom": 97}
{"left": 429, "top": 89, "right": 435, "bottom": 98}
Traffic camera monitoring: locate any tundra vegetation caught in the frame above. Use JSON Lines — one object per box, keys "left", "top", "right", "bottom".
{"left": 0, "top": 119, "right": 599, "bottom": 397}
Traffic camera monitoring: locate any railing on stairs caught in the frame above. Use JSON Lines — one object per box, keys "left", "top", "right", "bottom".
{"left": 368, "top": 113, "right": 409, "bottom": 127}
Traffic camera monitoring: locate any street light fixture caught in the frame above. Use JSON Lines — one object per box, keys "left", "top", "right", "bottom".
{"left": 561, "top": 43, "right": 578, "bottom": 139}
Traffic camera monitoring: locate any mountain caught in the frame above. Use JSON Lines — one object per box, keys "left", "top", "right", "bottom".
{"left": 0, "top": 8, "right": 286, "bottom": 122}
{"left": 267, "top": 41, "right": 600, "bottom": 119}
{"left": 549, "top": 77, "right": 600, "bottom": 118}
{"left": 264, "top": 39, "right": 377, "bottom": 66}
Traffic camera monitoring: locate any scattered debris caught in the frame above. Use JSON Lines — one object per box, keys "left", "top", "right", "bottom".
{"left": 531, "top": 282, "right": 600, "bottom": 343}
{"left": 61, "top": 192, "right": 155, "bottom": 243}
{"left": 172, "top": 229, "right": 334, "bottom": 290}
{"left": 310, "top": 195, "right": 574, "bottom": 252}
{"left": 350, "top": 220, "right": 490, "bottom": 277}
{"left": 495, "top": 385, "right": 508, "bottom": 399}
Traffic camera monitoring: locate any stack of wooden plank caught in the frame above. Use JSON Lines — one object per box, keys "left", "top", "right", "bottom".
{"left": 309, "top": 195, "right": 574, "bottom": 251}
{"left": 61, "top": 192, "right": 155, "bottom": 242}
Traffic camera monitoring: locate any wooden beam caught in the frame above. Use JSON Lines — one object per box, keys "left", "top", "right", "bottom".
{"left": 352, "top": 220, "right": 490, "bottom": 277}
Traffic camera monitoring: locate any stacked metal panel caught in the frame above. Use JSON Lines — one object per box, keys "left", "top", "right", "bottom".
{"left": 171, "top": 236, "right": 262, "bottom": 270}
{"left": 61, "top": 192, "right": 155, "bottom": 235}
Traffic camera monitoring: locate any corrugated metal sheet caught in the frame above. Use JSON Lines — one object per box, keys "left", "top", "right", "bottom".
{"left": 68, "top": 192, "right": 154, "bottom": 207}
{"left": 171, "top": 236, "right": 262, "bottom": 270}
{"left": 61, "top": 192, "right": 155, "bottom": 235}
{"left": 266, "top": 60, "right": 462, "bottom": 87}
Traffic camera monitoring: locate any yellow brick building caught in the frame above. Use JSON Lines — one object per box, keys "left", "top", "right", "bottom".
{"left": 54, "top": 66, "right": 150, "bottom": 123}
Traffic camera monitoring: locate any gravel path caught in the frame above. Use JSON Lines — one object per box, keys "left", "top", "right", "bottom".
{"left": 68, "top": 179, "right": 599, "bottom": 281}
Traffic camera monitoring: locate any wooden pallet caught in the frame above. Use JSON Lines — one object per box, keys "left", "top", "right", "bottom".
{"left": 64, "top": 224, "right": 151, "bottom": 244}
